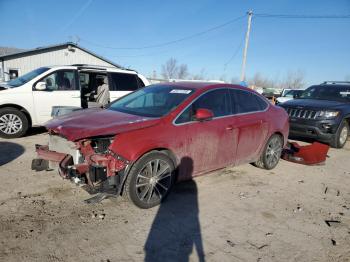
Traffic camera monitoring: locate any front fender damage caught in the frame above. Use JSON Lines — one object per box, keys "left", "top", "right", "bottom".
{"left": 32, "top": 137, "right": 131, "bottom": 203}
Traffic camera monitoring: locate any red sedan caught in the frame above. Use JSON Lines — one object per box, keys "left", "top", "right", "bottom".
{"left": 33, "top": 82, "right": 289, "bottom": 208}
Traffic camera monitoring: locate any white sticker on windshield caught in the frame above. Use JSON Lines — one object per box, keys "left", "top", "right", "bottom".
{"left": 170, "top": 89, "right": 192, "bottom": 94}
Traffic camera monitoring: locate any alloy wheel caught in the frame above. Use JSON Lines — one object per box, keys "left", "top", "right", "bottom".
{"left": 265, "top": 136, "right": 283, "bottom": 168}
{"left": 339, "top": 125, "right": 349, "bottom": 145}
{"left": 0, "top": 114, "right": 23, "bottom": 135}
{"left": 135, "top": 159, "right": 172, "bottom": 205}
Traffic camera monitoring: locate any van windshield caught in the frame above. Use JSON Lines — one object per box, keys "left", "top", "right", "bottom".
{"left": 6, "top": 67, "right": 50, "bottom": 87}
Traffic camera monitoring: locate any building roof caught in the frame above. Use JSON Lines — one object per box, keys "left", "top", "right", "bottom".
{"left": 0, "top": 42, "right": 122, "bottom": 68}
{"left": 0, "top": 47, "right": 26, "bottom": 56}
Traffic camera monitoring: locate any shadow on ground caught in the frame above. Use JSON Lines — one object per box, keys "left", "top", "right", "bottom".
{"left": 144, "top": 157, "right": 205, "bottom": 262}
{"left": 0, "top": 141, "right": 25, "bottom": 166}
{"left": 25, "top": 127, "right": 47, "bottom": 137}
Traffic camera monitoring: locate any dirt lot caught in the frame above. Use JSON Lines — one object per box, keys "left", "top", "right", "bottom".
{"left": 0, "top": 131, "right": 349, "bottom": 262}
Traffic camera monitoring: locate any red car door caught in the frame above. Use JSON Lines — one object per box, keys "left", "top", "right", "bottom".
{"left": 229, "top": 89, "right": 269, "bottom": 165}
{"left": 173, "top": 88, "right": 238, "bottom": 178}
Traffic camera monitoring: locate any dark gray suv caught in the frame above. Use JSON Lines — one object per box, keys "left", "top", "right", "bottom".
{"left": 279, "top": 81, "right": 350, "bottom": 148}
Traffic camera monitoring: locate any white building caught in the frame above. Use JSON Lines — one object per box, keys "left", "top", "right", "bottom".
{"left": 0, "top": 42, "right": 121, "bottom": 81}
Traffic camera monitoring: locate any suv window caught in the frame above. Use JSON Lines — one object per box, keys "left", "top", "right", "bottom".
{"left": 40, "top": 70, "right": 77, "bottom": 91}
{"left": 109, "top": 73, "right": 140, "bottom": 91}
{"left": 175, "top": 89, "right": 230, "bottom": 124}
{"left": 300, "top": 85, "right": 350, "bottom": 102}
{"left": 230, "top": 89, "right": 267, "bottom": 114}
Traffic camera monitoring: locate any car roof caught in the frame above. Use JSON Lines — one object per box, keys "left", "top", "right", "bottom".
{"left": 43, "top": 64, "right": 138, "bottom": 74}
{"left": 154, "top": 81, "right": 245, "bottom": 90}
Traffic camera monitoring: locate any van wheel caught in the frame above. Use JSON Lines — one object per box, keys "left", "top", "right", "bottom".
{"left": 255, "top": 134, "right": 283, "bottom": 170}
{"left": 0, "top": 108, "right": 29, "bottom": 138}
{"left": 124, "top": 151, "right": 175, "bottom": 209}
{"left": 330, "top": 120, "right": 349, "bottom": 148}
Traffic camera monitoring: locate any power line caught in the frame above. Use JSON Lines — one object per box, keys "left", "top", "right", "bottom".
{"left": 224, "top": 35, "right": 245, "bottom": 70}
{"left": 254, "top": 13, "right": 350, "bottom": 19}
{"left": 80, "top": 14, "right": 246, "bottom": 50}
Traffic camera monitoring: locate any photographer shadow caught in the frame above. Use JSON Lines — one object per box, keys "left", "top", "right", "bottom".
{"left": 144, "top": 156, "right": 205, "bottom": 262}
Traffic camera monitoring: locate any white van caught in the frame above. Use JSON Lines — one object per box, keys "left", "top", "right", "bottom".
{"left": 0, "top": 64, "right": 149, "bottom": 138}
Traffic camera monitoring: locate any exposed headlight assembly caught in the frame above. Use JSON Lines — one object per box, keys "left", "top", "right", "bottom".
{"left": 317, "top": 110, "right": 340, "bottom": 118}
{"left": 90, "top": 136, "right": 115, "bottom": 154}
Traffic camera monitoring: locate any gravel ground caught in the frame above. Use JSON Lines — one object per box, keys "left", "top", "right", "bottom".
{"left": 0, "top": 130, "right": 349, "bottom": 262}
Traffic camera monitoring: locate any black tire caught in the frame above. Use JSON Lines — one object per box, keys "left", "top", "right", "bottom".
{"left": 124, "top": 151, "right": 175, "bottom": 209}
{"left": 0, "top": 107, "right": 29, "bottom": 138}
{"left": 330, "top": 120, "right": 349, "bottom": 149}
{"left": 255, "top": 134, "right": 283, "bottom": 170}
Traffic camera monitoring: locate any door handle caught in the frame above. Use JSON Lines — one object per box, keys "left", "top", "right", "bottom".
{"left": 71, "top": 95, "right": 80, "bottom": 98}
{"left": 226, "top": 125, "right": 234, "bottom": 131}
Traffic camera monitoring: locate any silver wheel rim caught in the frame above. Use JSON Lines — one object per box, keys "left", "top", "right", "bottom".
{"left": 0, "top": 114, "right": 23, "bottom": 135}
{"left": 136, "top": 159, "right": 172, "bottom": 204}
{"left": 339, "top": 126, "right": 348, "bottom": 145}
{"left": 266, "top": 136, "right": 282, "bottom": 167}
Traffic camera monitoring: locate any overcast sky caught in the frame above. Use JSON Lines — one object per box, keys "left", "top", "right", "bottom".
{"left": 1, "top": 0, "right": 349, "bottom": 85}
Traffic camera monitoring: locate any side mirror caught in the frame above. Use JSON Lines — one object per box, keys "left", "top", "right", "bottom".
{"left": 35, "top": 81, "right": 47, "bottom": 91}
{"left": 195, "top": 108, "right": 214, "bottom": 121}
{"left": 293, "top": 94, "right": 300, "bottom": 99}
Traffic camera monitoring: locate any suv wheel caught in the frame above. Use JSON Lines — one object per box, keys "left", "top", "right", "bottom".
{"left": 255, "top": 134, "right": 283, "bottom": 170}
{"left": 331, "top": 120, "right": 349, "bottom": 148}
{"left": 0, "top": 107, "right": 29, "bottom": 138}
{"left": 124, "top": 151, "right": 175, "bottom": 209}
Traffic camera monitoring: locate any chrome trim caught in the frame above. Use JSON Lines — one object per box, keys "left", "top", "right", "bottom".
{"left": 172, "top": 87, "right": 270, "bottom": 126}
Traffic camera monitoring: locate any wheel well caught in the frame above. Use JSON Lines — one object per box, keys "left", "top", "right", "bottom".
{"left": 273, "top": 132, "right": 284, "bottom": 144}
{"left": 0, "top": 104, "right": 32, "bottom": 127}
{"left": 345, "top": 117, "right": 350, "bottom": 126}
{"left": 136, "top": 148, "right": 178, "bottom": 167}
{"left": 118, "top": 148, "right": 178, "bottom": 196}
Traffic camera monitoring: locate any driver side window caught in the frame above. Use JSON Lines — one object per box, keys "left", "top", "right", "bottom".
{"left": 39, "top": 70, "right": 77, "bottom": 91}
{"left": 175, "top": 89, "right": 230, "bottom": 124}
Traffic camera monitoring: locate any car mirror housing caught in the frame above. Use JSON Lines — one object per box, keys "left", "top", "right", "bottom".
{"left": 195, "top": 108, "right": 214, "bottom": 121}
{"left": 35, "top": 81, "right": 47, "bottom": 91}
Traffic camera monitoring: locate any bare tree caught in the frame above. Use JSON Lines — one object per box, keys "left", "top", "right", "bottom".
{"left": 177, "top": 64, "right": 189, "bottom": 79}
{"left": 249, "top": 73, "right": 276, "bottom": 88}
{"left": 192, "top": 68, "right": 206, "bottom": 80}
{"left": 230, "top": 77, "right": 240, "bottom": 84}
{"left": 161, "top": 58, "right": 179, "bottom": 79}
{"left": 282, "top": 70, "right": 305, "bottom": 89}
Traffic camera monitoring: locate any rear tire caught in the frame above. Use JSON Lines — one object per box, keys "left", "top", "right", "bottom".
{"left": 124, "top": 151, "right": 175, "bottom": 209}
{"left": 0, "top": 107, "right": 29, "bottom": 138}
{"left": 330, "top": 120, "right": 349, "bottom": 149}
{"left": 255, "top": 134, "right": 283, "bottom": 170}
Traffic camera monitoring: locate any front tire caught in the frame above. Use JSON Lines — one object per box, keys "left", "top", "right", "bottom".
{"left": 330, "top": 120, "right": 349, "bottom": 148}
{"left": 124, "top": 151, "right": 175, "bottom": 209}
{"left": 0, "top": 107, "right": 29, "bottom": 138}
{"left": 255, "top": 134, "right": 283, "bottom": 170}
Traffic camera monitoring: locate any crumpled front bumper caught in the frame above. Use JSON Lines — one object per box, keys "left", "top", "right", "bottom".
{"left": 32, "top": 142, "right": 130, "bottom": 195}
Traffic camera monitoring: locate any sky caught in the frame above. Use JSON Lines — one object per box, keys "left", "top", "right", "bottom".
{"left": 0, "top": 0, "right": 349, "bottom": 86}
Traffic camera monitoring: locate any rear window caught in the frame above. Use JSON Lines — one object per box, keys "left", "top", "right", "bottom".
{"left": 109, "top": 73, "right": 140, "bottom": 91}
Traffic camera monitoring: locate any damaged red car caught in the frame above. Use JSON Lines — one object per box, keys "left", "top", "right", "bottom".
{"left": 32, "top": 82, "right": 289, "bottom": 208}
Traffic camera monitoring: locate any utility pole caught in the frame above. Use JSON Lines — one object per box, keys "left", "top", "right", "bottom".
{"left": 240, "top": 10, "right": 253, "bottom": 82}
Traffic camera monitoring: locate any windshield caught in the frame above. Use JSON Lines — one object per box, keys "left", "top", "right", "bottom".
{"left": 284, "top": 89, "right": 303, "bottom": 98}
{"left": 108, "top": 85, "right": 195, "bottom": 117}
{"left": 299, "top": 85, "right": 350, "bottom": 102}
{"left": 6, "top": 67, "right": 50, "bottom": 87}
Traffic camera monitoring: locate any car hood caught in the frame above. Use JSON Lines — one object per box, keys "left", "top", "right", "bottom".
{"left": 45, "top": 108, "right": 161, "bottom": 141}
{"left": 281, "top": 98, "right": 348, "bottom": 110}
